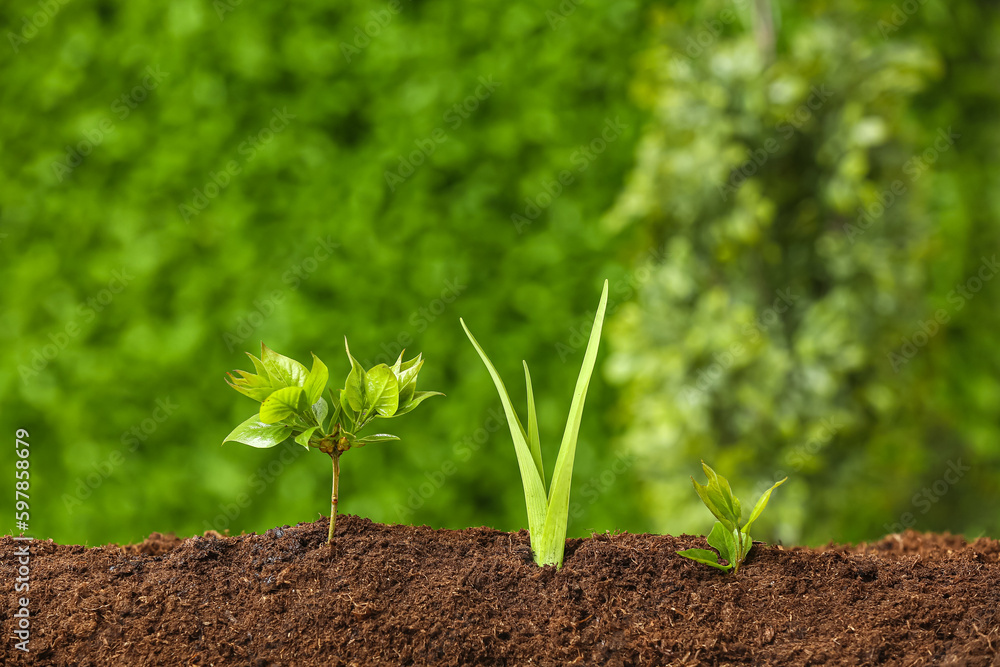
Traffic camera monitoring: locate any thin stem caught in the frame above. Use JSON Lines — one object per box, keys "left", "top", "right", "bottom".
{"left": 327, "top": 452, "right": 341, "bottom": 543}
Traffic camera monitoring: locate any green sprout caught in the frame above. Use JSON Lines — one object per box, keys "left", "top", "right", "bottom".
{"left": 460, "top": 280, "right": 608, "bottom": 568}
{"left": 223, "top": 340, "right": 443, "bottom": 542}
{"left": 677, "top": 462, "right": 786, "bottom": 574}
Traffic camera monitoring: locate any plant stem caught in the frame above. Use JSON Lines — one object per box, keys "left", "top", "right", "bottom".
{"left": 327, "top": 452, "right": 341, "bottom": 543}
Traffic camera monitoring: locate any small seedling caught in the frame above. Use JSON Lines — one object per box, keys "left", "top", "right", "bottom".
{"left": 461, "top": 280, "right": 608, "bottom": 568}
{"left": 223, "top": 340, "right": 442, "bottom": 542}
{"left": 677, "top": 462, "right": 786, "bottom": 573}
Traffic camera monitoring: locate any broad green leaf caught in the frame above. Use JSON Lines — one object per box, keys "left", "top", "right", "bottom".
{"left": 259, "top": 386, "right": 310, "bottom": 424}
{"left": 395, "top": 355, "right": 423, "bottom": 405}
{"left": 354, "top": 433, "right": 400, "bottom": 446}
{"left": 676, "top": 548, "right": 733, "bottom": 571}
{"left": 462, "top": 318, "right": 548, "bottom": 543}
{"left": 302, "top": 353, "right": 329, "bottom": 405}
{"left": 226, "top": 374, "right": 273, "bottom": 402}
{"left": 223, "top": 414, "right": 292, "bottom": 448}
{"left": 706, "top": 521, "right": 736, "bottom": 565}
{"left": 312, "top": 397, "right": 329, "bottom": 428}
{"left": 523, "top": 361, "right": 545, "bottom": 487}
{"left": 343, "top": 338, "right": 367, "bottom": 412}
{"left": 261, "top": 343, "right": 309, "bottom": 389}
{"left": 294, "top": 426, "right": 319, "bottom": 450}
{"left": 393, "top": 390, "right": 444, "bottom": 416}
{"left": 538, "top": 279, "right": 608, "bottom": 568}
{"left": 701, "top": 462, "right": 742, "bottom": 526}
{"left": 743, "top": 477, "right": 787, "bottom": 534}
{"left": 365, "top": 364, "right": 400, "bottom": 417}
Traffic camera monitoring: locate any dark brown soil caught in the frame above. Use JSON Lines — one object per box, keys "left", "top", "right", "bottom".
{"left": 3, "top": 517, "right": 999, "bottom": 666}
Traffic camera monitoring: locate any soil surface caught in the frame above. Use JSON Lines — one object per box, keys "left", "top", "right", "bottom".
{"left": 3, "top": 516, "right": 998, "bottom": 666}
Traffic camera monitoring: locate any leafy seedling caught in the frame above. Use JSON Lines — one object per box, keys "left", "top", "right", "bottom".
{"left": 223, "top": 340, "right": 443, "bottom": 542}
{"left": 677, "top": 462, "right": 786, "bottom": 573}
{"left": 461, "top": 280, "right": 608, "bottom": 568}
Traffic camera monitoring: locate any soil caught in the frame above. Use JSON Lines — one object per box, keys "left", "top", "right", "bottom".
{"left": 3, "top": 516, "right": 998, "bottom": 666}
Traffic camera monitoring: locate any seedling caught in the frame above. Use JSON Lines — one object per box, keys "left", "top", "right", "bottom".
{"left": 223, "top": 340, "right": 442, "bottom": 542}
{"left": 461, "top": 280, "right": 608, "bottom": 568}
{"left": 677, "top": 462, "right": 786, "bottom": 573}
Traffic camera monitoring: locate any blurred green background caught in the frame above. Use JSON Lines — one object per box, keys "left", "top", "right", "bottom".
{"left": 1, "top": 0, "right": 997, "bottom": 548}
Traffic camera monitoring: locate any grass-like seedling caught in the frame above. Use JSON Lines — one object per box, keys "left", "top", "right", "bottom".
{"left": 677, "top": 462, "right": 786, "bottom": 573}
{"left": 460, "top": 280, "right": 608, "bottom": 568}
{"left": 223, "top": 340, "right": 442, "bottom": 542}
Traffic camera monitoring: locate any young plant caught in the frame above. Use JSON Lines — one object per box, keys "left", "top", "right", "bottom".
{"left": 677, "top": 462, "right": 786, "bottom": 573}
{"left": 460, "top": 280, "right": 608, "bottom": 568}
{"left": 222, "top": 340, "right": 442, "bottom": 542}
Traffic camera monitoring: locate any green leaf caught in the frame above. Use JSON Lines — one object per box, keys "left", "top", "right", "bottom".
{"left": 343, "top": 338, "right": 367, "bottom": 412}
{"left": 692, "top": 463, "right": 740, "bottom": 532}
{"left": 339, "top": 388, "right": 357, "bottom": 428}
{"left": 676, "top": 548, "right": 733, "bottom": 571}
{"left": 354, "top": 433, "right": 400, "bottom": 446}
{"left": 294, "top": 426, "right": 319, "bottom": 450}
{"left": 394, "top": 390, "right": 444, "bottom": 416}
{"left": 462, "top": 318, "right": 549, "bottom": 543}
{"left": 260, "top": 343, "right": 309, "bottom": 389}
{"left": 523, "top": 361, "right": 545, "bottom": 487}
{"left": 706, "top": 521, "right": 736, "bottom": 565}
{"left": 312, "top": 397, "right": 329, "bottom": 428}
{"left": 246, "top": 352, "right": 270, "bottom": 381}
{"left": 225, "top": 373, "right": 273, "bottom": 402}
{"left": 365, "top": 364, "right": 400, "bottom": 417}
{"left": 743, "top": 477, "right": 787, "bottom": 534}
{"left": 223, "top": 414, "right": 292, "bottom": 449}
{"left": 259, "top": 386, "right": 310, "bottom": 424}
{"left": 327, "top": 388, "right": 342, "bottom": 427}
{"left": 395, "top": 354, "right": 423, "bottom": 405}
{"left": 302, "top": 353, "right": 329, "bottom": 405}
{"left": 538, "top": 279, "right": 609, "bottom": 568}
{"left": 701, "top": 462, "right": 742, "bottom": 526}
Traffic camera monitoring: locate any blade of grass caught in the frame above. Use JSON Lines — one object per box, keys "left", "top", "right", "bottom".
{"left": 523, "top": 362, "right": 545, "bottom": 488}
{"left": 537, "top": 280, "right": 609, "bottom": 567}
{"left": 461, "top": 319, "right": 548, "bottom": 541}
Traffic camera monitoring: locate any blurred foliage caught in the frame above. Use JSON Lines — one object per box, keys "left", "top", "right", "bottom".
{"left": 0, "top": 0, "right": 652, "bottom": 545}
{"left": 2, "top": 0, "right": 997, "bottom": 548}
{"left": 605, "top": 0, "right": 1000, "bottom": 545}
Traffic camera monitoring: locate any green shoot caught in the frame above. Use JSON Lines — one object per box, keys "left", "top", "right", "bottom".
{"left": 461, "top": 280, "right": 608, "bottom": 568}
{"left": 677, "top": 461, "right": 786, "bottom": 574}
{"left": 223, "top": 340, "right": 443, "bottom": 542}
